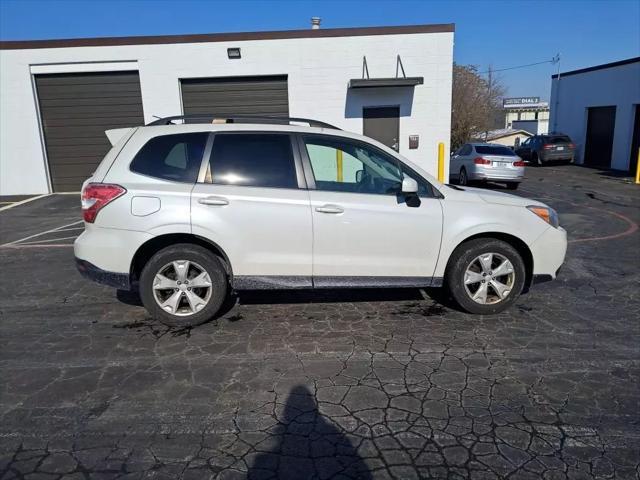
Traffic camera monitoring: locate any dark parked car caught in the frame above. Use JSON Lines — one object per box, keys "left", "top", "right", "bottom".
{"left": 515, "top": 134, "right": 575, "bottom": 165}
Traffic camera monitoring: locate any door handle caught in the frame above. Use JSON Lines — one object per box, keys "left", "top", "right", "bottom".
{"left": 315, "top": 204, "right": 344, "bottom": 214}
{"left": 198, "top": 196, "right": 229, "bottom": 206}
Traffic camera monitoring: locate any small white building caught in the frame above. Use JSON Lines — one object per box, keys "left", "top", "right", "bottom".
{"left": 549, "top": 57, "right": 640, "bottom": 172}
{"left": 503, "top": 97, "right": 549, "bottom": 135}
{"left": 477, "top": 128, "right": 532, "bottom": 147}
{"left": 0, "top": 23, "right": 454, "bottom": 194}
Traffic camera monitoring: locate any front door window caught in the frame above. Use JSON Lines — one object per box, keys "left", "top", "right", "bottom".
{"left": 304, "top": 136, "right": 403, "bottom": 195}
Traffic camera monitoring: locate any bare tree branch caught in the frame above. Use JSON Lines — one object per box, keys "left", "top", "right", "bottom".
{"left": 451, "top": 63, "right": 506, "bottom": 149}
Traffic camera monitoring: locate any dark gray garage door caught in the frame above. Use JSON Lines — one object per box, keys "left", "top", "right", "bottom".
{"left": 584, "top": 106, "right": 616, "bottom": 168}
{"left": 35, "top": 71, "right": 144, "bottom": 192}
{"left": 181, "top": 76, "right": 289, "bottom": 118}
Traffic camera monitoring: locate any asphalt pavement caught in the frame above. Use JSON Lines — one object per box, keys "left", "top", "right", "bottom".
{"left": 0, "top": 165, "right": 638, "bottom": 479}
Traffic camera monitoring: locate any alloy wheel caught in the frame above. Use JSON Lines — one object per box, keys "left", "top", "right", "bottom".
{"left": 463, "top": 252, "right": 515, "bottom": 305}
{"left": 152, "top": 260, "right": 213, "bottom": 316}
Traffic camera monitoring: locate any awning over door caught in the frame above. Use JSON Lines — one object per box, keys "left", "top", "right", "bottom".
{"left": 349, "top": 55, "right": 423, "bottom": 89}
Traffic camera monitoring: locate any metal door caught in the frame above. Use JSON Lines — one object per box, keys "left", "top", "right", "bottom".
{"left": 363, "top": 106, "right": 400, "bottom": 151}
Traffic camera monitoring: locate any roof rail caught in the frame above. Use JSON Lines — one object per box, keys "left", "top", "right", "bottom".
{"left": 146, "top": 114, "right": 341, "bottom": 130}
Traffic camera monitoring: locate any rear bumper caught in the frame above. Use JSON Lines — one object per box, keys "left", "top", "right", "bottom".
{"left": 470, "top": 168, "right": 524, "bottom": 182}
{"left": 540, "top": 152, "right": 574, "bottom": 161}
{"left": 75, "top": 258, "right": 131, "bottom": 290}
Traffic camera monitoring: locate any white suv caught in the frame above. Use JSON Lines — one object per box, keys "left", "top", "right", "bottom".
{"left": 74, "top": 116, "right": 567, "bottom": 327}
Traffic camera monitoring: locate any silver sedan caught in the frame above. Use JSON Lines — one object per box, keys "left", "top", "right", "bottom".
{"left": 450, "top": 143, "right": 525, "bottom": 190}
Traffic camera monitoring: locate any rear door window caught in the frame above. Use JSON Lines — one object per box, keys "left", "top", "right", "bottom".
{"left": 130, "top": 132, "right": 208, "bottom": 183}
{"left": 475, "top": 145, "right": 516, "bottom": 156}
{"left": 206, "top": 133, "right": 297, "bottom": 189}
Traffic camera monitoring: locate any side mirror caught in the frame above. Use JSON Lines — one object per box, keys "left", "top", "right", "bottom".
{"left": 355, "top": 170, "right": 364, "bottom": 183}
{"left": 401, "top": 176, "right": 419, "bottom": 194}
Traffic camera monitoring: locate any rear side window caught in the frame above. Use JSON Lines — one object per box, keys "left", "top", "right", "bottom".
{"left": 130, "top": 133, "right": 208, "bottom": 183}
{"left": 206, "top": 133, "right": 297, "bottom": 189}
{"left": 475, "top": 145, "right": 516, "bottom": 156}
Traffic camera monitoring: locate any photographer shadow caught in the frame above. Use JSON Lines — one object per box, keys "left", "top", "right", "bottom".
{"left": 248, "top": 385, "right": 372, "bottom": 479}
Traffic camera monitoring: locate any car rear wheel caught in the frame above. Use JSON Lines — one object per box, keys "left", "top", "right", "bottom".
{"left": 139, "top": 244, "right": 228, "bottom": 327}
{"left": 459, "top": 168, "right": 469, "bottom": 186}
{"left": 445, "top": 238, "right": 526, "bottom": 315}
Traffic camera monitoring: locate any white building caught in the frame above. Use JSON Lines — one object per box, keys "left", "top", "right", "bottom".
{"left": 503, "top": 97, "right": 549, "bottom": 135}
{"left": 0, "top": 23, "right": 454, "bottom": 195}
{"left": 549, "top": 57, "right": 640, "bottom": 172}
{"left": 477, "top": 128, "right": 532, "bottom": 147}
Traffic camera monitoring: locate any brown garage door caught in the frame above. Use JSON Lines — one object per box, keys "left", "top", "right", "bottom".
{"left": 35, "top": 71, "right": 144, "bottom": 192}
{"left": 181, "top": 75, "right": 289, "bottom": 118}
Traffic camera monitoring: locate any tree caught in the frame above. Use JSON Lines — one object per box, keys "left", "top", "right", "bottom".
{"left": 451, "top": 63, "right": 506, "bottom": 150}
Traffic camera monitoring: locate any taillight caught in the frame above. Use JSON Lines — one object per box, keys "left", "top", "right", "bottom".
{"left": 513, "top": 160, "right": 526, "bottom": 167}
{"left": 543, "top": 144, "right": 553, "bottom": 150}
{"left": 474, "top": 157, "right": 491, "bottom": 165}
{"left": 81, "top": 183, "right": 126, "bottom": 223}
{"left": 568, "top": 143, "right": 575, "bottom": 149}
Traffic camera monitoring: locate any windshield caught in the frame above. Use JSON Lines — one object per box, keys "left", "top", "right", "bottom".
{"left": 475, "top": 145, "right": 516, "bottom": 156}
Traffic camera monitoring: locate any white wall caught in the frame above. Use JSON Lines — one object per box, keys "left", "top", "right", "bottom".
{"left": 0, "top": 31, "right": 453, "bottom": 194}
{"left": 549, "top": 60, "right": 640, "bottom": 170}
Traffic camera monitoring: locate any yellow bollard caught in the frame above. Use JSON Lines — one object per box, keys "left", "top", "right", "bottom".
{"left": 635, "top": 148, "right": 640, "bottom": 185}
{"left": 336, "top": 150, "right": 343, "bottom": 182}
{"left": 437, "top": 142, "right": 445, "bottom": 183}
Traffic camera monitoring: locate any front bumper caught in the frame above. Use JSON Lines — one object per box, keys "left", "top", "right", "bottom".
{"left": 530, "top": 226, "right": 567, "bottom": 280}
{"left": 75, "top": 258, "right": 131, "bottom": 290}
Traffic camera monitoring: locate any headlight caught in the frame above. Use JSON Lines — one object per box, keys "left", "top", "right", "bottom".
{"left": 527, "top": 205, "right": 559, "bottom": 228}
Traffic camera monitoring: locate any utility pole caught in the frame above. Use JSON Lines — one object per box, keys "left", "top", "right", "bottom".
{"left": 485, "top": 65, "right": 493, "bottom": 141}
{"left": 552, "top": 53, "right": 561, "bottom": 132}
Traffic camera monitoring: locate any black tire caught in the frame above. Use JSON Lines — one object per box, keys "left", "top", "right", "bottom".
{"left": 505, "top": 182, "right": 519, "bottom": 190}
{"left": 139, "top": 243, "right": 228, "bottom": 327}
{"left": 459, "top": 168, "right": 469, "bottom": 186}
{"left": 445, "top": 238, "right": 526, "bottom": 315}
{"left": 532, "top": 152, "right": 542, "bottom": 166}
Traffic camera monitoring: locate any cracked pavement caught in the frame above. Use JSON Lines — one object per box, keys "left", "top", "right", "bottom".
{"left": 1, "top": 166, "right": 639, "bottom": 479}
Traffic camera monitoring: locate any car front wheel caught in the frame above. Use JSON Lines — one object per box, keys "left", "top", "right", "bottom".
{"left": 139, "top": 244, "right": 228, "bottom": 327}
{"left": 532, "top": 152, "right": 542, "bottom": 166}
{"left": 445, "top": 238, "right": 526, "bottom": 314}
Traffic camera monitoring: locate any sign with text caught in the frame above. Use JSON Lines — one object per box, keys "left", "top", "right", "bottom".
{"left": 503, "top": 97, "right": 544, "bottom": 108}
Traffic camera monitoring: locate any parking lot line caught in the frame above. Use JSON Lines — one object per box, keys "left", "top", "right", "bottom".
{"left": 2, "top": 244, "right": 74, "bottom": 249}
{"left": 1, "top": 219, "right": 83, "bottom": 247}
{"left": 0, "top": 193, "right": 50, "bottom": 212}
{"left": 19, "top": 236, "right": 79, "bottom": 245}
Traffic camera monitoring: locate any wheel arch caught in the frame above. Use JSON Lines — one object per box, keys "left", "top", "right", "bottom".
{"left": 130, "top": 233, "right": 233, "bottom": 287}
{"left": 445, "top": 232, "right": 534, "bottom": 290}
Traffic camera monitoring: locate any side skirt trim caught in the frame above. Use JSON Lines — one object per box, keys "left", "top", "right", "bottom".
{"left": 233, "top": 275, "right": 442, "bottom": 290}
{"left": 233, "top": 276, "right": 312, "bottom": 290}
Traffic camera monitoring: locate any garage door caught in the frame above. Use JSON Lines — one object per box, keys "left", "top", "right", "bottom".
{"left": 181, "top": 76, "right": 289, "bottom": 118}
{"left": 35, "top": 71, "right": 144, "bottom": 192}
{"left": 584, "top": 106, "right": 616, "bottom": 168}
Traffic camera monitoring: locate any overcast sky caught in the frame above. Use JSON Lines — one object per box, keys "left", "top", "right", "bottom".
{"left": 1, "top": 0, "right": 638, "bottom": 100}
